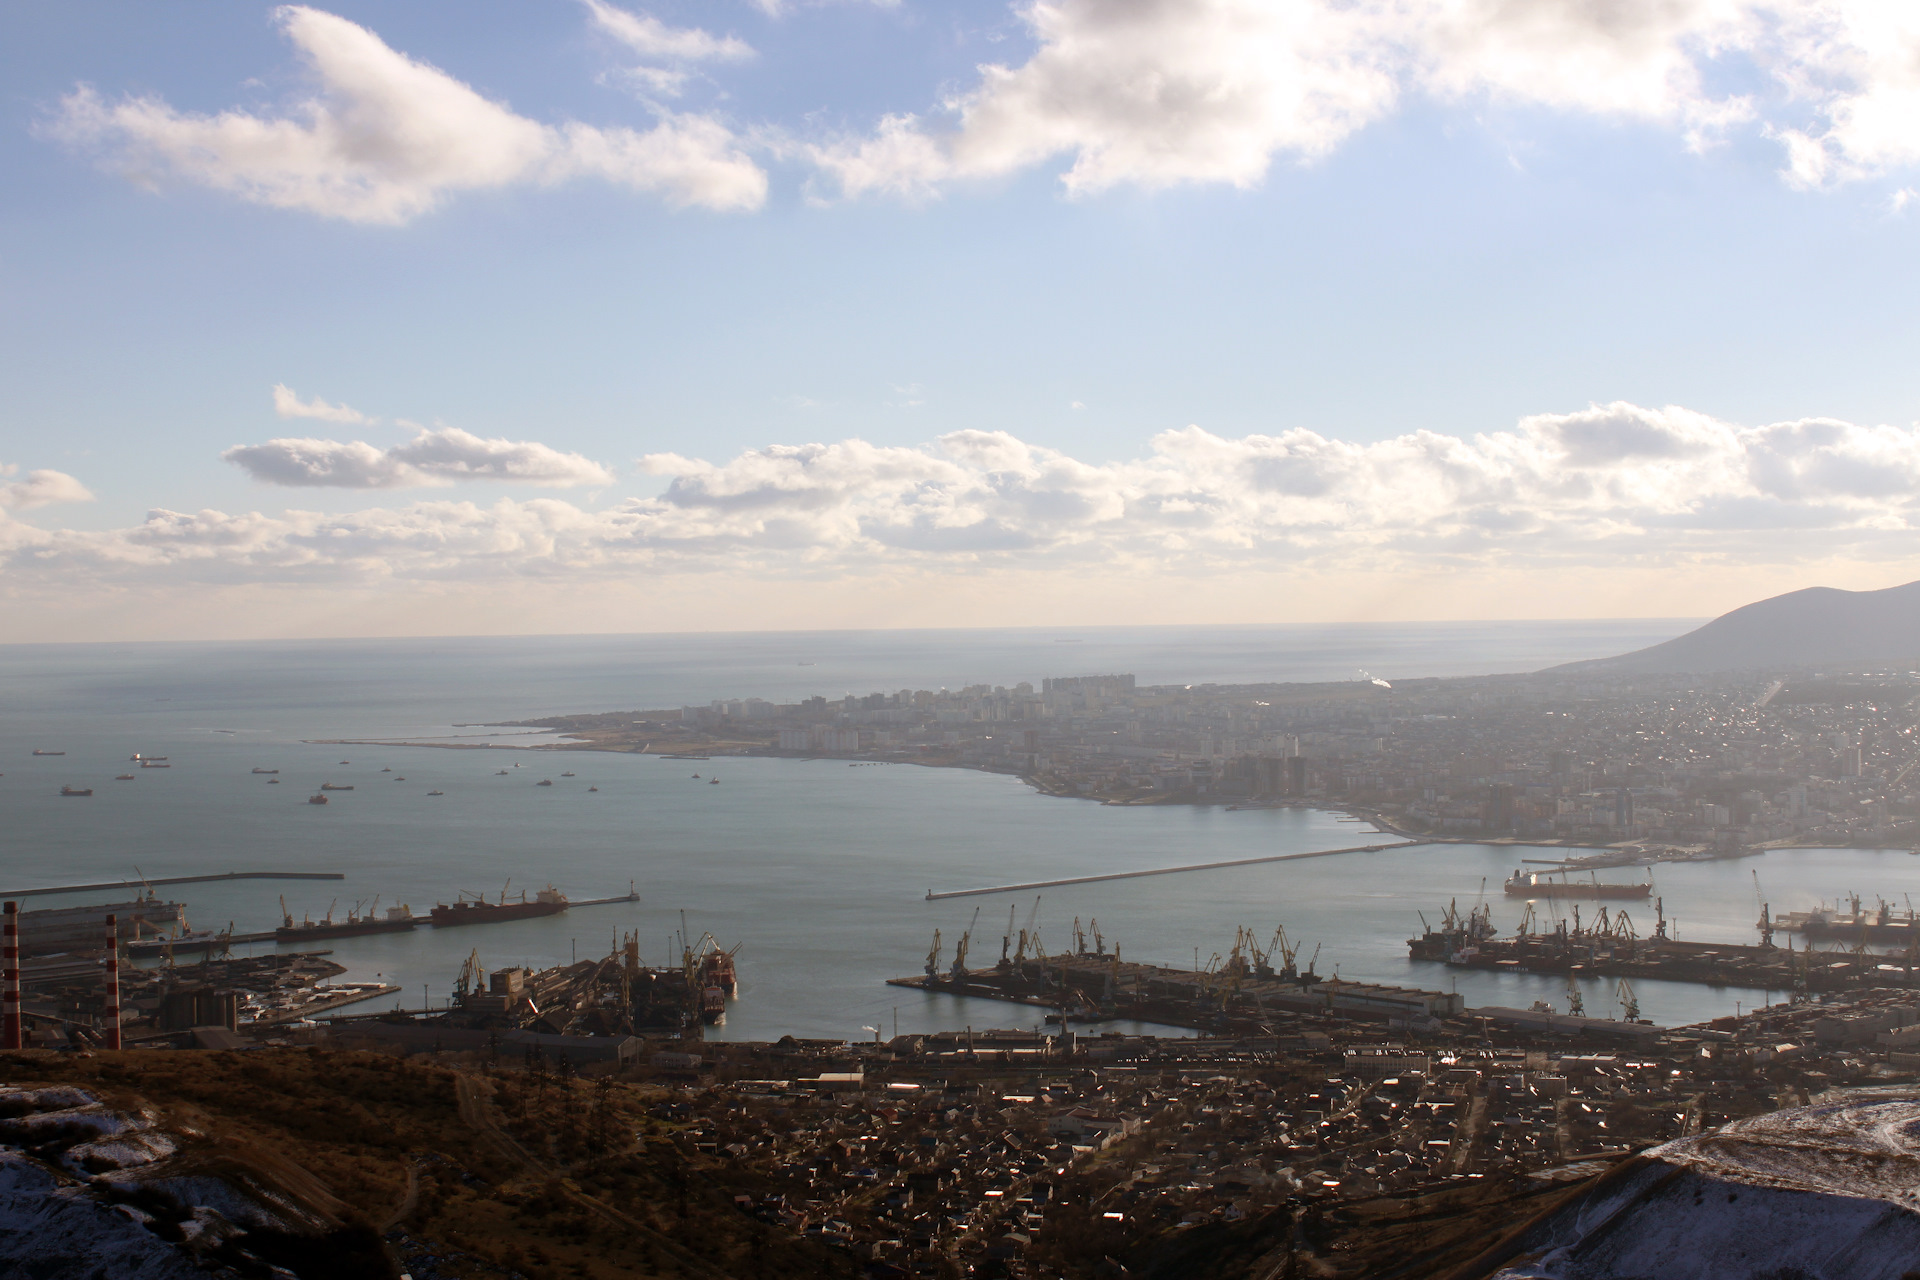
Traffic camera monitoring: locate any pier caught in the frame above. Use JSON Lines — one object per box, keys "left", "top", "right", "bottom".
{"left": 925, "top": 840, "right": 1429, "bottom": 900}
{"left": 0, "top": 871, "right": 345, "bottom": 899}
{"left": 890, "top": 951, "right": 1462, "bottom": 1034}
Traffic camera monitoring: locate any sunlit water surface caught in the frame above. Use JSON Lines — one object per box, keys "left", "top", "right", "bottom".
{"left": 7, "top": 621, "right": 1890, "bottom": 1039}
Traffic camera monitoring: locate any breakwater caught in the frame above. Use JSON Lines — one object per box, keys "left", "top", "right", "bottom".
{"left": 925, "top": 840, "right": 1429, "bottom": 900}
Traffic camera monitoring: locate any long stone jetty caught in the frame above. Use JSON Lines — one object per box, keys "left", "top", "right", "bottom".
{"left": 924, "top": 840, "right": 1431, "bottom": 900}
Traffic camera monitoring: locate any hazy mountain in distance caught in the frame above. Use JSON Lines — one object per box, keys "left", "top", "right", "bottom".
{"left": 1549, "top": 580, "right": 1920, "bottom": 674}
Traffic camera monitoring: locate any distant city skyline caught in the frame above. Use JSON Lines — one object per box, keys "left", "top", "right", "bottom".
{"left": 5, "top": 2, "right": 1920, "bottom": 640}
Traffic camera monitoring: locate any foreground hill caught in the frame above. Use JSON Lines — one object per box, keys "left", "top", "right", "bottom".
{"left": 1549, "top": 579, "right": 1920, "bottom": 674}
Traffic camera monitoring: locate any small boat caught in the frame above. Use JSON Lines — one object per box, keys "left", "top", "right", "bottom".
{"left": 427, "top": 790, "right": 444, "bottom": 796}
{"left": 393, "top": 776, "right": 406, "bottom": 782}
{"left": 115, "top": 774, "right": 134, "bottom": 781}
{"left": 251, "top": 768, "right": 279, "bottom": 775}
{"left": 267, "top": 778, "right": 280, "bottom": 784}
{"left": 709, "top": 777, "right": 720, "bottom": 785}
{"left": 495, "top": 770, "right": 510, "bottom": 776}
{"left": 308, "top": 794, "right": 329, "bottom": 805}
{"left": 338, "top": 760, "right": 350, "bottom": 765}
{"left": 587, "top": 786, "right": 598, "bottom": 792}
{"left": 691, "top": 773, "right": 701, "bottom": 779}
{"left": 381, "top": 767, "right": 391, "bottom": 773}
{"left": 60, "top": 785, "right": 92, "bottom": 797}
{"left": 536, "top": 779, "right": 553, "bottom": 787}
{"left": 32, "top": 750, "right": 65, "bottom": 757}
{"left": 320, "top": 782, "right": 354, "bottom": 791}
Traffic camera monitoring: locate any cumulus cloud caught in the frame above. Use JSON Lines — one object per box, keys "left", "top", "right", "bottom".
{"left": 811, "top": 0, "right": 1920, "bottom": 198}
{"left": 582, "top": 0, "right": 752, "bottom": 63}
{"left": 222, "top": 427, "right": 615, "bottom": 489}
{"left": 273, "top": 383, "right": 372, "bottom": 424}
{"left": 46, "top": 5, "right": 765, "bottom": 222}
{"left": 9, "top": 401, "right": 1920, "bottom": 586}
{"left": 0, "top": 466, "right": 94, "bottom": 511}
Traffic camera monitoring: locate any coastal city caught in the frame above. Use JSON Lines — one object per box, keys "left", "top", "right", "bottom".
{"left": 3, "top": 641, "right": 1914, "bottom": 1275}
{"left": 525, "top": 664, "right": 1920, "bottom": 852}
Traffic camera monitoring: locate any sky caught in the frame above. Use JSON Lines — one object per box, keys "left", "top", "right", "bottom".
{"left": 4, "top": 0, "right": 1920, "bottom": 641}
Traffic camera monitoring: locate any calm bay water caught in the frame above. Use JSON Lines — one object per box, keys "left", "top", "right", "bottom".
{"left": 5, "top": 620, "right": 1907, "bottom": 1039}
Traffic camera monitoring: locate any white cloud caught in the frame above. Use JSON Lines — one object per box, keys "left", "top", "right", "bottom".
{"left": 273, "top": 383, "right": 372, "bottom": 424}
{"left": 811, "top": 0, "right": 1920, "bottom": 198}
{"left": 11, "top": 401, "right": 1920, "bottom": 585}
{"left": 0, "top": 466, "right": 94, "bottom": 511}
{"left": 47, "top": 5, "right": 765, "bottom": 222}
{"left": 582, "top": 0, "right": 752, "bottom": 62}
{"left": 223, "top": 427, "right": 616, "bottom": 489}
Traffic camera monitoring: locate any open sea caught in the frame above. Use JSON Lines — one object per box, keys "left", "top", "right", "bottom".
{"left": 5, "top": 620, "right": 1916, "bottom": 1039}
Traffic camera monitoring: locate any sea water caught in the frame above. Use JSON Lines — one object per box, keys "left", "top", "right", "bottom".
{"left": 4, "top": 620, "right": 1907, "bottom": 1038}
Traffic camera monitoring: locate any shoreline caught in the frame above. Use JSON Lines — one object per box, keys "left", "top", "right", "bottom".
{"left": 302, "top": 733, "right": 1673, "bottom": 855}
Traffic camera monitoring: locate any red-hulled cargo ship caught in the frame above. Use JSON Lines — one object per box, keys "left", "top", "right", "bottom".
{"left": 430, "top": 885, "right": 569, "bottom": 928}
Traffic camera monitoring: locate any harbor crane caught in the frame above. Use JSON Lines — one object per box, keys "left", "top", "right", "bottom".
{"left": 1090, "top": 918, "right": 1105, "bottom": 956}
{"left": 923, "top": 929, "right": 941, "bottom": 984}
{"left": 1617, "top": 979, "right": 1640, "bottom": 1022}
{"left": 1754, "top": 871, "right": 1774, "bottom": 948}
{"left": 1565, "top": 973, "right": 1584, "bottom": 1017}
{"left": 949, "top": 907, "right": 979, "bottom": 984}
{"left": 1011, "top": 896, "right": 1043, "bottom": 968}
{"left": 1000, "top": 905, "right": 1017, "bottom": 969}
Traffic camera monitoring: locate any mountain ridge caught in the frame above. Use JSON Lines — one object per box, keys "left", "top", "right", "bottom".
{"left": 1548, "top": 579, "right": 1920, "bottom": 674}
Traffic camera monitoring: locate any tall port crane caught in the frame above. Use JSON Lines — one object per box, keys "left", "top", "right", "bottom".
{"left": 1617, "top": 979, "right": 1640, "bottom": 1022}
{"left": 1753, "top": 870, "right": 1774, "bottom": 948}
{"left": 923, "top": 929, "right": 941, "bottom": 984}
{"left": 1565, "top": 973, "right": 1583, "bottom": 1017}
{"left": 949, "top": 907, "right": 979, "bottom": 984}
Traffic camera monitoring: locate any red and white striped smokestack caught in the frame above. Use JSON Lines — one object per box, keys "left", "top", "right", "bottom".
{"left": 103, "top": 913, "right": 121, "bottom": 1051}
{"left": 2, "top": 902, "right": 19, "bottom": 1052}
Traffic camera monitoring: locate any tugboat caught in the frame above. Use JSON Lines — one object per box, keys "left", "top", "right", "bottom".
{"left": 536, "top": 779, "right": 553, "bottom": 787}
{"left": 267, "top": 778, "right": 280, "bottom": 784}
{"left": 427, "top": 790, "right": 444, "bottom": 796}
{"left": 59, "top": 785, "right": 93, "bottom": 797}
{"left": 429, "top": 884, "right": 569, "bottom": 928}
{"left": 308, "top": 794, "right": 329, "bottom": 805}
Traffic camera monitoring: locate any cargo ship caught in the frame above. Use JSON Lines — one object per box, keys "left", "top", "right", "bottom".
{"left": 1504, "top": 869, "right": 1651, "bottom": 899}
{"left": 32, "top": 749, "right": 65, "bottom": 756}
{"left": 1778, "top": 896, "right": 1920, "bottom": 946}
{"left": 319, "top": 782, "right": 353, "bottom": 791}
{"left": 251, "top": 768, "right": 279, "bottom": 775}
{"left": 430, "top": 885, "right": 568, "bottom": 927}
{"left": 59, "top": 785, "right": 93, "bottom": 797}
{"left": 276, "top": 896, "right": 417, "bottom": 942}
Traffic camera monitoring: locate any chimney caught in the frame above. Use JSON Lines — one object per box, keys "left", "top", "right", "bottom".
{"left": 103, "top": 913, "right": 122, "bottom": 1051}
{"left": 2, "top": 902, "right": 18, "bottom": 1051}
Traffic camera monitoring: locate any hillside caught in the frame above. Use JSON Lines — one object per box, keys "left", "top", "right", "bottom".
{"left": 0, "top": 1047, "right": 846, "bottom": 1280}
{"left": 1548, "top": 579, "right": 1920, "bottom": 674}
